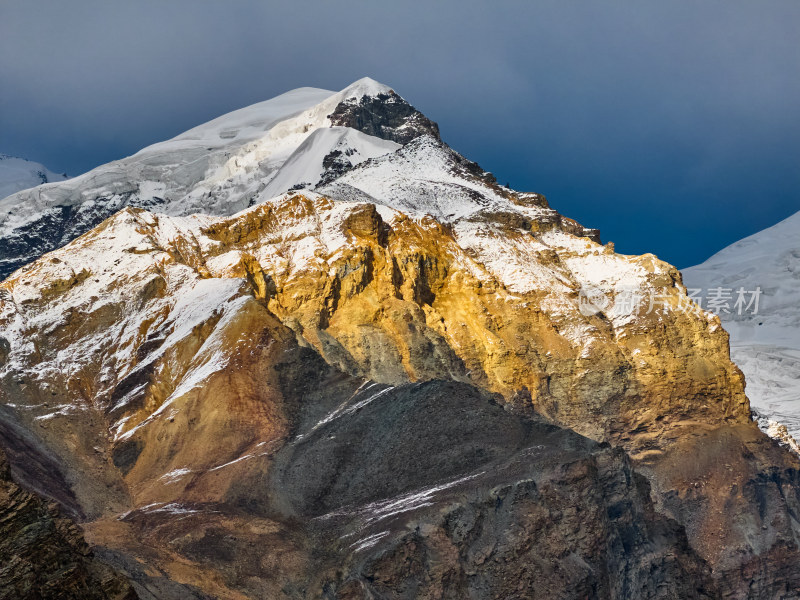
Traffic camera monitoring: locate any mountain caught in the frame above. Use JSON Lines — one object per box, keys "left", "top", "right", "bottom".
{"left": 683, "top": 210, "right": 800, "bottom": 443}
{"left": 1, "top": 78, "right": 800, "bottom": 598}
{"left": 0, "top": 154, "right": 68, "bottom": 201}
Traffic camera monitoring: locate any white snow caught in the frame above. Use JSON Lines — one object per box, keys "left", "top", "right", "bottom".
{"left": 323, "top": 471, "right": 486, "bottom": 528}
{"left": 452, "top": 219, "right": 573, "bottom": 295}
{"left": 298, "top": 383, "right": 393, "bottom": 440}
{"left": 163, "top": 87, "right": 335, "bottom": 148}
{"left": 683, "top": 210, "right": 800, "bottom": 440}
{"left": 139, "top": 502, "right": 201, "bottom": 516}
{"left": 0, "top": 154, "right": 68, "bottom": 200}
{"left": 0, "top": 78, "right": 400, "bottom": 239}
{"left": 201, "top": 194, "right": 402, "bottom": 279}
{"left": 209, "top": 454, "right": 257, "bottom": 472}
{"left": 159, "top": 468, "right": 193, "bottom": 484}
{"left": 158, "top": 278, "right": 245, "bottom": 353}
{"left": 337, "top": 76, "right": 392, "bottom": 101}
{"left": 317, "top": 470, "right": 486, "bottom": 551}
{"left": 114, "top": 280, "right": 250, "bottom": 441}
{"left": 255, "top": 127, "right": 399, "bottom": 200}
{"left": 318, "top": 135, "right": 510, "bottom": 221}
{"left": 351, "top": 531, "right": 390, "bottom": 552}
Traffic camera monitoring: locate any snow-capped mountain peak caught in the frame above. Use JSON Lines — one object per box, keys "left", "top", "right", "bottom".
{"left": 337, "top": 76, "right": 393, "bottom": 100}
{"left": 0, "top": 78, "right": 436, "bottom": 279}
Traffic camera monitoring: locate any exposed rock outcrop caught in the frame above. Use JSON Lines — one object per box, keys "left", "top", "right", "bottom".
{"left": 328, "top": 89, "right": 441, "bottom": 144}
{"left": 0, "top": 448, "right": 137, "bottom": 600}
{"left": 88, "top": 379, "right": 720, "bottom": 599}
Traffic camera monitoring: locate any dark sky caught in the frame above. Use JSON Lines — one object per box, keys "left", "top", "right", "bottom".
{"left": 1, "top": 1, "right": 798, "bottom": 268}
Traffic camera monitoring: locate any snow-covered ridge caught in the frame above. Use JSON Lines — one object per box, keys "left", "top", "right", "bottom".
{"left": 683, "top": 209, "right": 800, "bottom": 440}
{"left": 145, "top": 87, "right": 334, "bottom": 149}
{"left": 0, "top": 75, "right": 596, "bottom": 293}
{"left": 0, "top": 154, "right": 68, "bottom": 201}
{"left": 0, "top": 78, "right": 398, "bottom": 228}
{"left": 0, "top": 78, "right": 416, "bottom": 280}
{"left": 243, "top": 127, "right": 400, "bottom": 203}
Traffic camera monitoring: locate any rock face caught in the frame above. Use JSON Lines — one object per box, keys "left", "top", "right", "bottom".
{"left": 1, "top": 78, "right": 800, "bottom": 598}
{"left": 269, "top": 380, "right": 716, "bottom": 599}
{"left": 327, "top": 89, "right": 441, "bottom": 144}
{"left": 0, "top": 448, "right": 137, "bottom": 600}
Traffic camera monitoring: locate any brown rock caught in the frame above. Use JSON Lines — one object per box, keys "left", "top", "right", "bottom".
{"left": 0, "top": 448, "right": 137, "bottom": 600}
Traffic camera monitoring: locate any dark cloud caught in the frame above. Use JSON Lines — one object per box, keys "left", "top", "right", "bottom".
{"left": 1, "top": 0, "right": 798, "bottom": 266}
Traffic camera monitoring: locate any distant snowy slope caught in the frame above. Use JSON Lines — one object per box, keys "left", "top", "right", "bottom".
{"left": 683, "top": 210, "right": 800, "bottom": 439}
{"left": 0, "top": 154, "right": 67, "bottom": 200}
